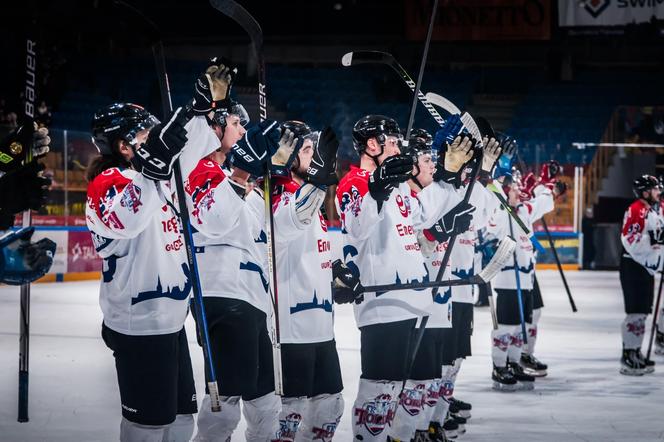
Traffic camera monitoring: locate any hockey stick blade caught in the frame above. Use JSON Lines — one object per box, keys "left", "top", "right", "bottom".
{"left": 425, "top": 92, "right": 483, "bottom": 145}
{"left": 477, "top": 236, "right": 516, "bottom": 283}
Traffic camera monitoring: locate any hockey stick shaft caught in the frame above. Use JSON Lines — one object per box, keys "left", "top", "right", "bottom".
{"left": 18, "top": 33, "right": 37, "bottom": 424}
{"left": 508, "top": 215, "right": 528, "bottom": 345}
{"left": 404, "top": 0, "right": 438, "bottom": 140}
{"left": 646, "top": 271, "right": 664, "bottom": 360}
{"left": 487, "top": 284, "right": 499, "bottom": 331}
{"left": 114, "top": 0, "right": 222, "bottom": 411}
{"left": 540, "top": 217, "right": 577, "bottom": 312}
{"left": 361, "top": 274, "right": 488, "bottom": 294}
{"left": 208, "top": 0, "right": 283, "bottom": 395}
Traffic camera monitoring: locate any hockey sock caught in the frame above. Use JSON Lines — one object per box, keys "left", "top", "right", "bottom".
{"left": 415, "top": 379, "right": 440, "bottom": 431}
{"left": 276, "top": 396, "right": 308, "bottom": 441}
{"left": 193, "top": 395, "right": 241, "bottom": 442}
{"left": 449, "top": 358, "right": 463, "bottom": 391}
{"left": 163, "top": 414, "right": 194, "bottom": 442}
{"left": 243, "top": 392, "right": 281, "bottom": 442}
{"left": 524, "top": 308, "right": 541, "bottom": 355}
{"left": 430, "top": 365, "right": 454, "bottom": 425}
{"left": 491, "top": 326, "right": 512, "bottom": 367}
{"left": 390, "top": 379, "right": 427, "bottom": 441}
{"left": 507, "top": 327, "right": 524, "bottom": 363}
{"left": 352, "top": 379, "right": 399, "bottom": 441}
{"left": 120, "top": 417, "right": 167, "bottom": 442}
{"left": 622, "top": 314, "right": 647, "bottom": 350}
{"left": 299, "top": 393, "right": 344, "bottom": 442}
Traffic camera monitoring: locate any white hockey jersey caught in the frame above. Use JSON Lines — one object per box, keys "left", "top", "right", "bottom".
{"left": 621, "top": 198, "right": 664, "bottom": 275}
{"left": 86, "top": 116, "right": 219, "bottom": 336}
{"left": 486, "top": 185, "right": 554, "bottom": 291}
{"left": 272, "top": 177, "right": 335, "bottom": 344}
{"left": 185, "top": 159, "right": 270, "bottom": 314}
{"left": 336, "top": 165, "right": 462, "bottom": 328}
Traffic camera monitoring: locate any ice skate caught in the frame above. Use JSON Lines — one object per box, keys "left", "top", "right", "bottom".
{"left": 412, "top": 429, "right": 433, "bottom": 442}
{"left": 451, "top": 413, "right": 466, "bottom": 435}
{"left": 635, "top": 348, "right": 655, "bottom": 373}
{"left": 448, "top": 396, "right": 472, "bottom": 419}
{"left": 427, "top": 422, "right": 449, "bottom": 442}
{"left": 442, "top": 415, "right": 459, "bottom": 439}
{"left": 492, "top": 364, "right": 518, "bottom": 391}
{"left": 620, "top": 349, "right": 646, "bottom": 376}
{"left": 520, "top": 353, "right": 548, "bottom": 377}
{"left": 508, "top": 361, "right": 535, "bottom": 390}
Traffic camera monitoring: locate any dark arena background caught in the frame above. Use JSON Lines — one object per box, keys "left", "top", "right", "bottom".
{"left": 1, "top": 0, "right": 663, "bottom": 441}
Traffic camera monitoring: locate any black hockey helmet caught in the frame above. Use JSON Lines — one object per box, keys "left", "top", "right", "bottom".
{"left": 281, "top": 120, "right": 313, "bottom": 139}
{"left": 211, "top": 99, "right": 249, "bottom": 129}
{"left": 405, "top": 128, "right": 433, "bottom": 157}
{"left": 352, "top": 115, "right": 402, "bottom": 155}
{"left": 91, "top": 103, "right": 159, "bottom": 155}
{"left": 409, "top": 128, "right": 433, "bottom": 147}
{"left": 633, "top": 174, "right": 660, "bottom": 198}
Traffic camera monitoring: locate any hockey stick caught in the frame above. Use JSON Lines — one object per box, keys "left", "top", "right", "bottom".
{"left": 646, "top": 271, "right": 664, "bottom": 360}
{"left": 114, "top": 0, "right": 221, "bottom": 412}
{"left": 18, "top": 32, "right": 37, "bottom": 424}
{"left": 487, "top": 283, "right": 499, "bottom": 330}
{"left": 507, "top": 215, "right": 529, "bottom": 345}
{"left": 540, "top": 217, "right": 578, "bottom": 312}
{"left": 208, "top": 0, "right": 284, "bottom": 396}
{"left": 423, "top": 91, "right": 483, "bottom": 145}
{"left": 355, "top": 236, "right": 516, "bottom": 295}
{"left": 403, "top": 0, "right": 438, "bottom": 140}
{"left": 341, "top": 51, "right": 482, "bottom": 149}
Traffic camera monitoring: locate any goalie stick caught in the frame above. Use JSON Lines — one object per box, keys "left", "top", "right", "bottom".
{"left": 341, "top": 50, "right": 483, "bottom": 149}
{"left": 208, "top": 0, "right": 284, "bottom": 396}
{"left": 114, "top": 0, "right": 221, "bottom": 412}
{"left": 18, "top": 31, "right": 37, "bottom": 423}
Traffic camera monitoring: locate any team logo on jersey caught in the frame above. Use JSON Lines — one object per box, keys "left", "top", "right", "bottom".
{"left": 276, "top": 412, "right": 302, "bottom": 441}
{"left": 311, "top": 421, "right": 339, "bottom": 441}
{"left": 339, "top": 185, "right": 362, "bottom": 217}
{"left": 395, "top": 194, "right": 409, "bottom": 218}
{"left": 583, "top": 0, "right": 610, "bottom": 18}
{"left": 493, "top": 333, "right": 511, "bottom": 352}
{"left": 120, "top": 183, "right": 142, "bottom": 213}
{"left": 399, "top": 383, "right": 426, "bottom": 416}
{"left": 354, "top": 394, "right": 396, "bottom": 436}
{"left": 424, "top": 380, "right": 442, "bottom": 407}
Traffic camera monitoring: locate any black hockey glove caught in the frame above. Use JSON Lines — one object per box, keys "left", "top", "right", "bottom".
{"left": 0, "top": 227, "right": 56, "bottom": 286}
{"left": 132, "top": 107, "right": 189, "bottom": 181}
{"left": 332, "top": 259, "right": 364, "bottom": 304}
{"left": 0, "top": 123, "right": 50, "bottom": 173}
{"left": 424, "top": 200, "right": 475, "bottom": 243}
{"left": 0, "top": 161, "right": 51, "bottom": 215}
{"left": 231, "top": 120, "right": 280, "bottom": 177}
{"left": 368, "top": 154, "right": 413, "bottom": 208}
{"left": 304, "top": 126, "right": 339, "bottom": 188}
{"left": 192, "top": 57, "right": 237, "bottom": 115}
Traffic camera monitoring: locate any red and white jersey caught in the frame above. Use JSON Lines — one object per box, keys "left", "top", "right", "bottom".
{"left": 185, "top": 159, "right": 270, "bottom": 314}
{"left": 621, "top": 199, "right": 664, "bottom": 275}
{"left": 86, "top": 116, "right": 219, "bottom": 336}
{"left": 336, "top": 165, "right": 462, "bottom": 328}
{"left": 272, "top": 177, "right": 334, "bottom": 344}
{"left": 486, "top": 185, "right": 554, "bottom": 290}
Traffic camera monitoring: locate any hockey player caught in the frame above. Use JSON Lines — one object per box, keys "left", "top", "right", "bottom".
{"left": 336, "top": 115, "right": 476, "bottom": 442}
{"left": 619, "top": 174, "right": 662, "bottom": 375}
{"left": 486, "top": 162, "right": 559, "bottom": 391}
{"left": 414, "top": 126, "right": 503, "bottom": 440}
{"left": 86, "top": 99, "right": 220, "bottom": 441}
{"left": 271, "top": 120, "right": 362, "bottom": 441}
{"left": 185, "top": 96, "right": 304, "bottom": 439}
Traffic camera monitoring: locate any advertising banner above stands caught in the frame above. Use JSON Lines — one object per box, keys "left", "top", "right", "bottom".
{"left": 405, "top": 0, "right": 551, "bottom": 41}
{"left": 559, "top": 0, "right": 664, "bottom": 27}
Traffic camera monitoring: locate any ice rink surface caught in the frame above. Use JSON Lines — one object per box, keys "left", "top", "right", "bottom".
{"left": 1, "top": 270, "right": 663, "bottom": 441}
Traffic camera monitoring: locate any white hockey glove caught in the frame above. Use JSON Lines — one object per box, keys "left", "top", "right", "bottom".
{"left": 481, "top": 136, "right": 501, "bottom": 172}
{"left": 294, "top": 183, "right": 326, "bottom": 225}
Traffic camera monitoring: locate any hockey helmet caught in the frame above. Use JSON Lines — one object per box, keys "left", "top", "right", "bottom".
{"left": 633, "top": 174, "right": 660, "bottom": 198}
{"left": 211, "top": 99, "right": 249, "bottom": 128}
{"left": 91, "top": 103, "right": 159, "bottom": 155}
{"left": 352, "top": 115, "right": 402, "bottom": 155}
